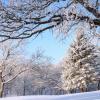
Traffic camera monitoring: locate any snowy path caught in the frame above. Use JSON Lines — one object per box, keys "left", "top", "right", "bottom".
{"left": 0, "top": 91, "right": 100, "bottom": 100}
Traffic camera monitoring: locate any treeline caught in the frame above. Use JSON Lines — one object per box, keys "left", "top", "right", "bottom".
{"left": 0, "top": 33, "right": 100, "bottom": 97}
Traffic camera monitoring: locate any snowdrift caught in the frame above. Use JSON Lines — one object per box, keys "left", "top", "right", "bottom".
{"left": 0, "top": 91, "right": 100, "bottom": 100}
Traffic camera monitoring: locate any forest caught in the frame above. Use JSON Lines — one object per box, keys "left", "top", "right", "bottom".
{"left": 0, "top": 0, "right": 99, "bottom": 98}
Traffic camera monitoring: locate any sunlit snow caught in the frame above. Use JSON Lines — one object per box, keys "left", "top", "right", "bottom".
{"left": 0, "top": 91, "right": 100, "bottom": 100}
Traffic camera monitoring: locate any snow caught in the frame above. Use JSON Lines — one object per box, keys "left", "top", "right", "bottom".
{"left": 0, "top": 91, "right": 100, "bottom": 100}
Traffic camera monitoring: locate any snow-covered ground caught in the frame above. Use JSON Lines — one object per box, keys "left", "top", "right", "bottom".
{"left": 0, "top": 91, "right": 100, "bottom": 100}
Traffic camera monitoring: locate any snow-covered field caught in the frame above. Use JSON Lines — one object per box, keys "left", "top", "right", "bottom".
{"left": 0, "top": 91, "right": 100, "bottom": 100}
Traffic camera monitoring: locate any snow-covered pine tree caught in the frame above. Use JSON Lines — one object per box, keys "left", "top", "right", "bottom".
{"left": 61, "top": 33, "right": 99, "bottom": 93}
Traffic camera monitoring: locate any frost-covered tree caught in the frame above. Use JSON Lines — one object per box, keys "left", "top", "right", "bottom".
{"left": 27, "top": 50, "right": 64, "bottom": 95}
{"left": 0, "top": 40, "right": 29, "bottom": 97}
{"left": 0, "top": 0, "right": 100, "bottom": 42}
{"left": 62, "top": 33, "right": 99, "bottom": 93}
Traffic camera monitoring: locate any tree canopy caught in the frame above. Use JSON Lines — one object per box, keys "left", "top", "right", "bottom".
{"left": 0, "top": 0, "right": 100, "bottom": 42}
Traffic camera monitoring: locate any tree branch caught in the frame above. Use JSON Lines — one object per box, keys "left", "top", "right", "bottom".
{"left": 76, "top": 0, "right": 100, "bottom": 18}
{"left": 69, "top": 12, "right": 100, "bottom": 26}
{"left": 3, "top": 68, "right": 31, "bottom": 84}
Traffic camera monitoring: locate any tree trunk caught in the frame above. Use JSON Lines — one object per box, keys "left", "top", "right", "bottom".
{"left": 0, "top": 82, "right": 4, "bottom": 97}
{"left": 0, "top": 71, "right": 4, "bottom": 97}
{"left": 23, "top": 79, "right": 26, "bottom": 96}
{"left": 97, "top": 80, "right": 100, "bottom": 90}
{"left": 80, "top": 87, "right": 86, "bottom": 92}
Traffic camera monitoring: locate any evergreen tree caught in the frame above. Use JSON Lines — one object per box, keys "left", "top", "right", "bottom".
{"left": 62, "top": 33, "right": 99, "bottom": 93}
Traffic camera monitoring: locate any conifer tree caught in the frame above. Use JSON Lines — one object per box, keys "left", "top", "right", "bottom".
{"left": 62, "top": 33, "right": 99, "bottom": 93}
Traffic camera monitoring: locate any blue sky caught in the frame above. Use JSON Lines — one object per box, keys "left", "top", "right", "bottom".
{"left": 24, "top": 30, "right": 75, "bottom": 64}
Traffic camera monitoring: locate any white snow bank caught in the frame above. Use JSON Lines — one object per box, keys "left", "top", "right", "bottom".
{"left": 0, "top": 91, "right": 100, "bottom": 100}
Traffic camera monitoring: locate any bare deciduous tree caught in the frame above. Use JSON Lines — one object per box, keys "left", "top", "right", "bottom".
{"left": 22, "top": 49, "right": 64, "bottom": 95}
{"left": 0, "top": 40, "right": 30, "bottom": 97}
